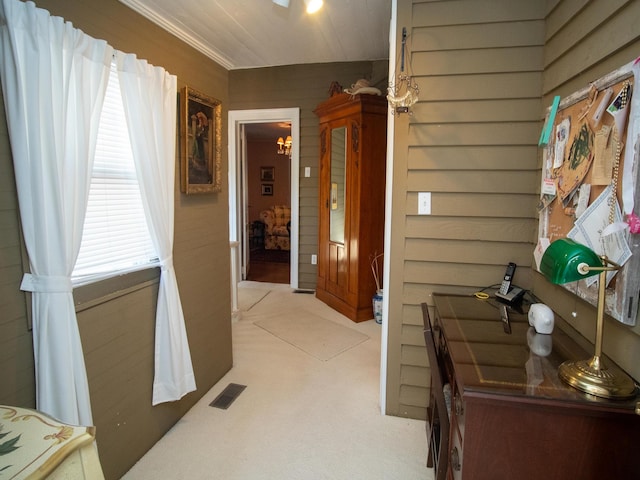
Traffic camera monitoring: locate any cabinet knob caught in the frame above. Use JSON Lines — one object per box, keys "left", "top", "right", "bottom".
{"left": 451, "top": 446, "right": 461, "bottom": 471}
{"left": 454, "top": 393, "right": 464, "bottom": 416}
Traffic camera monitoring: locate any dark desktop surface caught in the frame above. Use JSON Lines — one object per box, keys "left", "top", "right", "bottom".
{"left": 432, "top": 293, "right": 639, "bottom": 411}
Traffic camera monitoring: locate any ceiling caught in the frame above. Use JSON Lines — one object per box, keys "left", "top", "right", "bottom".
{"left": 118, "top": 0, "right": 392, "bottom": 70}
{"left": 244, "top": 122, "right": 291, "bottom": 142}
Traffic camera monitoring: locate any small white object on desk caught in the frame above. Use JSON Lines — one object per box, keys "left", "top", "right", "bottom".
{"left": 528, "top": 303, "right": 555, "bottom": 334}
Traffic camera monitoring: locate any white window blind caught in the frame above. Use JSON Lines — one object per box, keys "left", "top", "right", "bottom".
{"left": 72, "top": 63, "right": 159, "bottom": 285}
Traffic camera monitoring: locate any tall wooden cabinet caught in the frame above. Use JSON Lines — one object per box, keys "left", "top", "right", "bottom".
{"left": 314, "top": 92, "right": 387, "bottom": 322}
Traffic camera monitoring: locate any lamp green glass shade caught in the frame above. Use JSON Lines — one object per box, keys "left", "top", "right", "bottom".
{"left": 540, "top": 238, "right": 602, "bottom": 284}
{"left": 539, "top": 238, "right": 637, "bottom": 399}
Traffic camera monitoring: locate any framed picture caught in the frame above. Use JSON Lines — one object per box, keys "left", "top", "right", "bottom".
{"left": 260, "top": 166, "right": 275, "bottom": 182}
{"left": 261, "top": 184, "right": 273, "bottom": 196}
{"left": 180, "top": 86, "right": 222, "bottom": 194}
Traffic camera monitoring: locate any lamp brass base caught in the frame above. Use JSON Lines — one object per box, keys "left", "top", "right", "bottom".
{"left": 558, "top": 356, "right": 637, "bottom": 399}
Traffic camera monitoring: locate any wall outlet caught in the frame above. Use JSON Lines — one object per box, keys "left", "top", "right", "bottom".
{"left": 311, "top": 254, "right": 317, "bottom": 265}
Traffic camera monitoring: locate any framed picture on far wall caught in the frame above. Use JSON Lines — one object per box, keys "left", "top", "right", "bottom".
{"left": 179, "top": 86, "right": 222, "bottom": 194}
{"left": 261, "top": 184, "right": 273, "bottom": 196}
{"left": 260, "top": 166, "right": 275, "bottom": 182}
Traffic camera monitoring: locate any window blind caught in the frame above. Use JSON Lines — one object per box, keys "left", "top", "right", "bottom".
{"left": 72, "top": 63, "right": 159, "bottom": 285}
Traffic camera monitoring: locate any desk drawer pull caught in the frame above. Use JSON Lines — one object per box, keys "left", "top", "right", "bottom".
{"left": 451, "top": 446, "right": 461, "bottom": 471}
{"left": 454, "top": 393, "right": 464, "bottom": 416}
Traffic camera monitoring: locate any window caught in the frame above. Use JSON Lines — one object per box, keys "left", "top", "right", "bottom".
{"left": 72, "top": 63, "right": 159, "bottom": 285}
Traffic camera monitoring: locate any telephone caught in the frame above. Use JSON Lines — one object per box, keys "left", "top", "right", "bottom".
{"left": 495, "top": 262, "right": 525, "bottom": 304}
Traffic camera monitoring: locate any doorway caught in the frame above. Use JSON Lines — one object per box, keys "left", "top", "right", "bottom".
{"left": 244, "top": 122, "right": 291, "bottom": 283}
{"left": 228, "top": 109, "right": 300, "bottom": 299}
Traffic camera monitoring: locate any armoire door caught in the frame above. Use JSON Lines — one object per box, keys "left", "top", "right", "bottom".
{"left": 322, "top": 124, "right": 348, "bottom": 300}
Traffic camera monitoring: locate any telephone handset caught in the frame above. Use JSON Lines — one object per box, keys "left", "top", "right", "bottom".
{"left": 495, "top": 262, "right": 525, "bottom": 304}
{"left": 499, "top": 262, "right": 516, "bottom": 295}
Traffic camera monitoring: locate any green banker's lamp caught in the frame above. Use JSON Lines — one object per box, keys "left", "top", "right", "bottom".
{"left": 540, "top": 238, "right": 637, "bottom": 399}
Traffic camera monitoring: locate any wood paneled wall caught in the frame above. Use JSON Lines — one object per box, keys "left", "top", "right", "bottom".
{"left": 0, "top": 91, "right": 34, "bottom": 406}
{"left": 246, "top": 140, "right": 291, "bottom": 223}
{"left": 385, "top": 0, "right": 546, "bottom": 418}
{"left": 532, "top": 0, "right": 640, "bottom": 381}
{"left": 385, "top": 0, "right": 640, "bottom": 420}
{"left": 229, "top": 62, "right": 388, "bottom": 289}
{"left": 0, "top": 1, "right": 233, "bottom": 478}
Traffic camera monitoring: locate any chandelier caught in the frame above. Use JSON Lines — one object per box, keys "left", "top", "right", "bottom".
{"left": 277, "top": 135, "right": 292, "bottom": 157}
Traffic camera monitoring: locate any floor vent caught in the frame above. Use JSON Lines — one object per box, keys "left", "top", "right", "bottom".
{"left": 294, "top": 289, "right": 315, "bottom": 294}
{"left": 210, "top": 383, "right": 247, "bottom": 410}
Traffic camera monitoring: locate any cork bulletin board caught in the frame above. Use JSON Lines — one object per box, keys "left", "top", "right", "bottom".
{"left": 538, "top": 59, "right": 640, "bottom": 326}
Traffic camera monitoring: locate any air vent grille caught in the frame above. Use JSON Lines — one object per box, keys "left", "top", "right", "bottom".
{"left": 209, "top": 383, "right": 247, "bottom": 410}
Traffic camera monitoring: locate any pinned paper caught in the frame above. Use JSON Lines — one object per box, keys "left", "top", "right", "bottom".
{"left": 557, "top": 122, "right": 594, "bottom": 203}
{"left": 622, "top": 60, "right": 640, "bottom": 217}
{"left": 553, "top": 118, "right": 570, "bottom": 169}
{"left": 592, "top": 87, "right": 613, "bottom": 127}
{"left": 533, "top": 238, "right": 551, "bottom": 271}
{"left": 606, "top": 82, "right": 631, "bottom": 139}
{"left": 602, "top": 221, "right": 628, "bottom": 236}
{"left": 591, "top": 125, "right": 614, "bottom": 185}
{"left": 575, "top": 184, "right": 591, "bottom": 219}
{"left": 541, "top": 178, "right": 556, "bottom": 196}
{"left": 568, "top": 185, "right": 632, "bottom": 286}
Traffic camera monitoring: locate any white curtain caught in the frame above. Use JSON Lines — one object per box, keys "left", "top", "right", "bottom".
{"left": 116, "top": 52, "right": 196, "bottom": 404}
{"left": 0, "top": 0, "right": 112, "bottom": 425}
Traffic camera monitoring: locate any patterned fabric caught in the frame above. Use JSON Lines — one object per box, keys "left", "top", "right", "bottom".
{"left": 264, "top": 233, "right": 289, "bottom": 251}
{"left": 260, "top": 205, "right": 291, "bottom": 250}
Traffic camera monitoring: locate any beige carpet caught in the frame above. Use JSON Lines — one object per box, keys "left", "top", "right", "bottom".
{"left": 122, "top": 282, "right": 431, "bottom": 480}
{"left": 238, "top": 287, "right": 270, "bottom": 311}
{"left": 254, "top": 311, "right": 369, "bottom": 361}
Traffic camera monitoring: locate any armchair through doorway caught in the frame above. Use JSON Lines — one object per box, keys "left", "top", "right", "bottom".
{"left": 259, "top": 205, "right": 291, "bottom": 250}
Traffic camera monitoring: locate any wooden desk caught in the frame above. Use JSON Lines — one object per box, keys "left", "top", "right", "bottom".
{"left": 426, "top": 294, "right": 640, "bottom": 480}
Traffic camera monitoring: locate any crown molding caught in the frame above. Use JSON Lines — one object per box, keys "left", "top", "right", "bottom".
{"left": 118, "top": 0, "right": 235, "bottom": 70}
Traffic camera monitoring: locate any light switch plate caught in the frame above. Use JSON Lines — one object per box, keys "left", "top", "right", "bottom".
{"left": 304, "top": 167, "right": 311, "bottom": 177}
{"left": 418, "top": 192, "right": 431, "bottom": 215}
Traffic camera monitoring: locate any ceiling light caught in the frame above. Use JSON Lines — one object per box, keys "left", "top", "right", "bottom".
{"left": 272, "top": 0, "right": 290, "bottom": 7}
{"left": 304, "top": 0, "right": 323, "bottom": 14}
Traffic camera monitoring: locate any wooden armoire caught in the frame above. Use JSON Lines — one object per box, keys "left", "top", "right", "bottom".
{"left": 314, "top": 92, "right": 387, "bottom": 322}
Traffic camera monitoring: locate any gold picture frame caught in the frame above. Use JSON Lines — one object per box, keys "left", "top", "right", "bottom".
{"left": 180, "top": 86, "right": 222, "bottom": 194}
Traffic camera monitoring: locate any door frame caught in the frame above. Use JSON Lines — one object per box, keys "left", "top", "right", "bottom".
{"left": 228, "top": 108, "right": 300, "bottom": 291}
